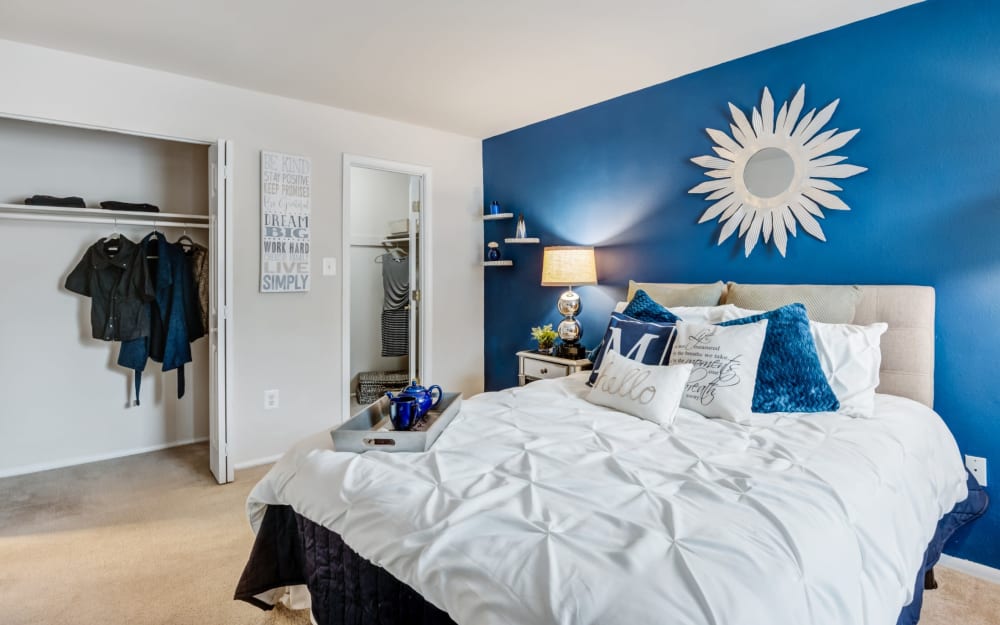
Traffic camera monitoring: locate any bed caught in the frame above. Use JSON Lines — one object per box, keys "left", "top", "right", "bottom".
{"left": 236, "top": 285, "right": 986, "bottom": 625}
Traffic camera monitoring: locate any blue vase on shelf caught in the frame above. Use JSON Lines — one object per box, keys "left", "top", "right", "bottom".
{"left": 487, "top": 242, "right": 501, "bottom": 261}
{"left": 488, "top": 201, "right": 501, "bottom": 216}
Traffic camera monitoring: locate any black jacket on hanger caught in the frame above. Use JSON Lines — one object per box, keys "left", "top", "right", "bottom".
{"left": 65, "top": 236, "right": 153, "bottom": 341}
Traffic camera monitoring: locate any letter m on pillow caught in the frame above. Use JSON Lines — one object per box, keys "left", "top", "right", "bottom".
{"left": 588, "top": 313, "right": 677, "bottom": 386}
{"left": 606, "top": 327, "right": 670, "bottom": 364}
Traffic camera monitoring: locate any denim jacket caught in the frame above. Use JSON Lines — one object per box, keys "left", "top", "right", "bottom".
{"left": 118, "top": 232, "right": 195, "bottom": 404}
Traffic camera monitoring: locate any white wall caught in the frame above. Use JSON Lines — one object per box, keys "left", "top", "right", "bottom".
{"left": 0, "top": 39, "right": 484, "bottom": 470}
{"left": 349, "top": 167, "right": 411, "bottom": 387}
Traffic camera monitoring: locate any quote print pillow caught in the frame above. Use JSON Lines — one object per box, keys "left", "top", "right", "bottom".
{"left": 668, "top": 320, "right": 768, "bottom": 423}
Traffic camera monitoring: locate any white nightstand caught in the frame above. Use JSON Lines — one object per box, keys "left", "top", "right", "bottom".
{"left": 516, "top": 350, "right": 592, "bottom": 386}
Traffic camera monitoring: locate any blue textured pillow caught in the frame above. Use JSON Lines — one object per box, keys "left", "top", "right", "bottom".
{"left": 587, "top": 313, "right": 677, "bottom": 386}
{"left": 720, "top": 303, "right": 839, "bottom": 413}
{"left": 622, "top": 289, "right": 680, "bottom": 323}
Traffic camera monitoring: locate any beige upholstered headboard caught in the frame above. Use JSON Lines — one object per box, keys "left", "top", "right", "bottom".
{"left": 851, "top": 285, "right": 935, "bottom": 408}
{"left": 623, "top": 283, "right": 936, "bottom": 408}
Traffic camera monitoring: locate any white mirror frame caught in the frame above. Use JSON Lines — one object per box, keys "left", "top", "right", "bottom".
{"left": 688, "top": 85, "right": 867, "bottom": 257}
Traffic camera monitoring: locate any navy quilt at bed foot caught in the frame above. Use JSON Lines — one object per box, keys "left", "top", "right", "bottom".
{"left": 236, "top": 505, "right": 456, "bottom": 625}
{"left": 236, "top": 470, "right": 988, "bottom": 625}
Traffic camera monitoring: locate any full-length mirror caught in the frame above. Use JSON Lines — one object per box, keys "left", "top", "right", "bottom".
{"left": 345, "top": 161, "right": 426, "bottom": 414}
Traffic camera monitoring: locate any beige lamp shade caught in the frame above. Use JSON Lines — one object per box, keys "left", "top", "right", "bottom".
{"left": 541, "top": 246, "right": 597, "bottom": 287}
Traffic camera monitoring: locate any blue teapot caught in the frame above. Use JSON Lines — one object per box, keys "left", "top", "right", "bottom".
{"left": 386, "top": 380, "right": 442, "bottom": 418}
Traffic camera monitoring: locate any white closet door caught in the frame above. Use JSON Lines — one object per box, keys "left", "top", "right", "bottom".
{"left": 209, "top": 140, "right": 234, "bottom": 484}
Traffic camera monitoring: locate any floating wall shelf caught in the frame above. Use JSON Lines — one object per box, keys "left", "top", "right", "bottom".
{"left": 504, "top": 237, "right": 539, "bottom": 244}
{"left": 482, "top": 260, "right": 513, "bottom": 267}
{"left": 483, "top": 213, "right": 514, "bottom": 221}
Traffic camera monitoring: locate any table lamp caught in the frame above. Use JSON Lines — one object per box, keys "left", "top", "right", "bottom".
{"left": 541, "top": 246, "right": 597, "bottom": 359}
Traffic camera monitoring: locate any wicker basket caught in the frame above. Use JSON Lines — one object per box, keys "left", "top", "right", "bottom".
{"left": 356, "top": 370, "right": 409, "bottom": 405}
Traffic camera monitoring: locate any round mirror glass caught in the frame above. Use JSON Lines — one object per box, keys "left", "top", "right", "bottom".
{"left": 744, "top": 147, "right": 795, "bottom": 198}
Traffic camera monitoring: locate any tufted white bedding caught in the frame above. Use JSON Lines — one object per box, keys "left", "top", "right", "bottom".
{"left": 247, "top": 374, "right": 967, "bottom": 625}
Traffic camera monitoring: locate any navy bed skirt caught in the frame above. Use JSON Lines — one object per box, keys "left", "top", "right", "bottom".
{"left": 236, "top": 472, "right": 987, "bottom": 625}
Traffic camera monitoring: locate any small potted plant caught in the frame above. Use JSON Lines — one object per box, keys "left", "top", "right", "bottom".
{"left": 531, "top": 324, "right": 558, "bottom": 356}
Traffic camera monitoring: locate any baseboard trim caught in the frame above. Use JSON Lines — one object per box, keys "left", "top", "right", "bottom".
{"left": 0, "top": 437, "right": 210, "bottom": 479}
{"left": 938, "top": 554, "right": 1000, "bottom": 584}
{"left": 234, "top": 453, "right": 283, "bottom": 471}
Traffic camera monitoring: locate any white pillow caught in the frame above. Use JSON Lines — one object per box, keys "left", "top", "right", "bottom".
{"left": 587, "top": 349, "right": 693, "bottom": 425}
{"left": 612, "top": 302, "right": 747, "bottom": 324}
{"left": 810, "top": 321, "right": 888, "bottom": 418}
{"left": 668, "top": 320, "right": 768, "bottom": 423}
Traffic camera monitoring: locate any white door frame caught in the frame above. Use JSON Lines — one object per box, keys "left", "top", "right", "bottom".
{"left": 341, "top": 154, "right": 433, "bottom": 421}
{"left": 0, "top": 111, "right": 235, "bottom": 482}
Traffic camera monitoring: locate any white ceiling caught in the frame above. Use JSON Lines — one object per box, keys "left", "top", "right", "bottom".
{"left": 0, "top": 1, "right": 918, "bottom": 138}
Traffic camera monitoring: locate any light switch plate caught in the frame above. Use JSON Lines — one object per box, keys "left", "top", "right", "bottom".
{"left": 264, "top": 389, "right": 280, "bottom": 410}
{"left": 966, "top": 455, "right": 987, "bottom": 487}
{"left": 322, "top": 257, "right": 337, "bottom": 276}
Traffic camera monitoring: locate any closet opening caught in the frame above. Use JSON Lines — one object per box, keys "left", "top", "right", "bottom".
{"left": 0, "top": 115, "right": 233, "bottom": 484}
{"left": 342, "top": 155, "right": 432, "bottom": 419}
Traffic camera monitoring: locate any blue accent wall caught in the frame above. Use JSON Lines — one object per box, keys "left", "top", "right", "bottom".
{"left": 483, "top": 0, "right": 1000, "bottom": 568}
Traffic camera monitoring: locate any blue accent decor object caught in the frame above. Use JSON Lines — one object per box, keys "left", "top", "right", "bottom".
{"left": 587, "top": 313, "right": 676, "bottom": 386}
{"left": 488, "top": 201, "right": 501, "bottom": 215}
{"left": 387, "top": 395, "right": 419, "bottom": 431}
{"left": 487, "top": 242, "right": 501, "bottom": 261}
{"left": 622, "top": 289, "right": 681, "bottom": 323}
{"left": 720, "top": 303, "right": 839, "bottom": 413}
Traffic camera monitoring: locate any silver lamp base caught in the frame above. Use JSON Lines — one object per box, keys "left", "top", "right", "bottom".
{"left": 555, "top": 288, "right": 583, "bottom": 357}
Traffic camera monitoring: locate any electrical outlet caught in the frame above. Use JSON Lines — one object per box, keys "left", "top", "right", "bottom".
{"left": 322, "top": 257, "right": 337, "bottom": 276}
{"left": 264, "top": 389, "right": 280, "bottom": 410}
{"left": 966, "top": 455, "right": 987, "bottom": 487}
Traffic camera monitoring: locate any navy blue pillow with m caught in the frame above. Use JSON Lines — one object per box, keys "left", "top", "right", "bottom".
{"left": 587, "top": 312, "right": 677, "bottom": 386}
{"left": 585, "top": 289, "right": 678, "bottom": 365}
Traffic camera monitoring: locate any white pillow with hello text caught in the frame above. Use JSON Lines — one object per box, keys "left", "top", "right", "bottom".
{"left": 668, "top": 319, "right": 768, "bottom": 423}
{"left": 586, "top": 349, "right": 693, "bottom": 425}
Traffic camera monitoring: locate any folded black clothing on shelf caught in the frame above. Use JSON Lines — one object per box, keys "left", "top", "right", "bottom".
{"left": 100, "top": 201, "right": 160, "bottom": 213}
{"left": 24, "top": 195, "right": 86, "bottom": 207}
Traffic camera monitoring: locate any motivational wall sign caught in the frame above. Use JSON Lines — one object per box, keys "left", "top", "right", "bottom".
{"left": 260, "top": 150, "right": 311, "bottom": 293}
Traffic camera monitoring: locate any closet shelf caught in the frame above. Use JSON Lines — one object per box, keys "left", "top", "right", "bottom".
{"left": 483, "top": 260, "right": 513, "bottom": 267}
{"left": 0, "top": 203, "right": 210, "bottom": 229}
{"left": 483, "top": 213, "right": 514, "bottom": 221}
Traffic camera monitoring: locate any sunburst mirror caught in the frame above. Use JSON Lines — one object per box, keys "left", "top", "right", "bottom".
{"left": 688, "top": 85, "right": 867, "bottom": 257}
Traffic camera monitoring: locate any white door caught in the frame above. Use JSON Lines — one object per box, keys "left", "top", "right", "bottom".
{"left": 209, "top": 140, "right": 234, "bottom": 484}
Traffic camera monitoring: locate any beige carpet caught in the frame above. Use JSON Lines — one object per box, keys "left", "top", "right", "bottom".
{"left": 0, "top": 443, "right": 997, "bottom": 624}
{"left": 0, "top": 444, "right": 307, "bottom": 625}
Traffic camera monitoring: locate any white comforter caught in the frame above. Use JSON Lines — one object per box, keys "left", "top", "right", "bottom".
{"left": 247, "top": 374, "right": 967, "bottom": 625}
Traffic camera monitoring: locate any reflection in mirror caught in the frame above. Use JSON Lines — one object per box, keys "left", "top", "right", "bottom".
{"left": 744, "top": 148, "right": 794, "bottom": 198}
{"left": 348, "top": 166, "right": 421, "bottom": 414}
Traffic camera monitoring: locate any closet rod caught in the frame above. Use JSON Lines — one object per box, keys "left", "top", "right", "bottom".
{"left": 0, "top": 212, "right": 210, "bottom": 229}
